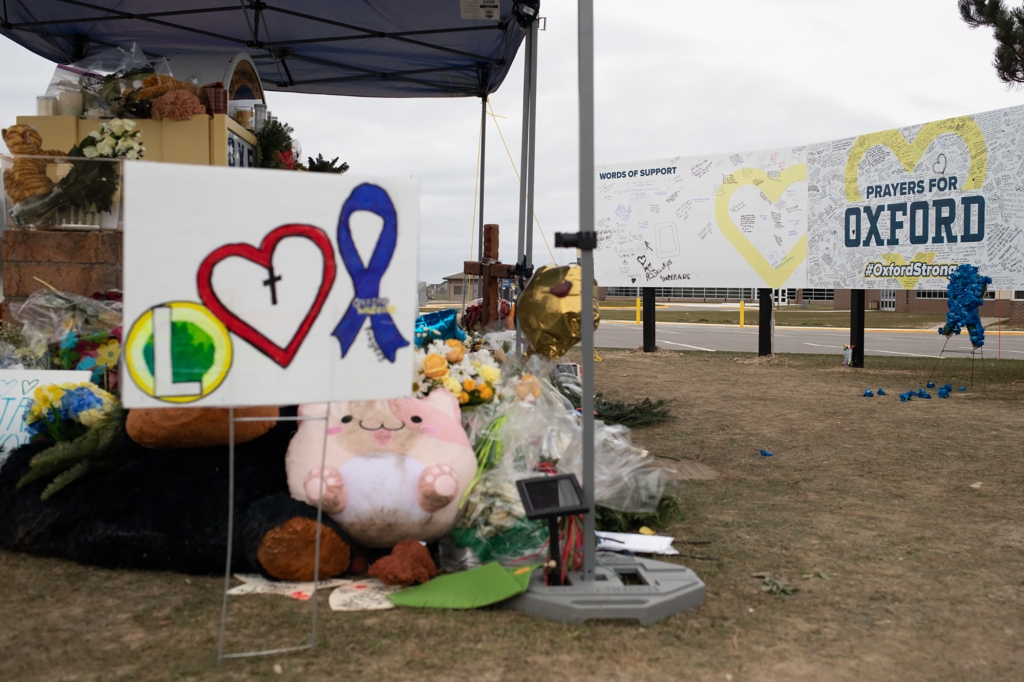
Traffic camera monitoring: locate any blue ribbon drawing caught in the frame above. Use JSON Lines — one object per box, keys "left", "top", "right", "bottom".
{"left": 332, "top": 183, "right": 409, "bottom": 362}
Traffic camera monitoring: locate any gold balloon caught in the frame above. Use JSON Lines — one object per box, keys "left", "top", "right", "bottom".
{"left": 517, "top": 264, "right": 600, "bottom": 359}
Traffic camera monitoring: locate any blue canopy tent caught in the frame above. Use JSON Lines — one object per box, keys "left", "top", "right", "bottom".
{"left": 0, "top": 1, "right": 532, "bottom": 97}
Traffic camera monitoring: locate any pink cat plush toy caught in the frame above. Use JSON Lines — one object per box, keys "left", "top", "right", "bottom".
{"left": 285, "top": 389, "right": 476, "bottom": 548}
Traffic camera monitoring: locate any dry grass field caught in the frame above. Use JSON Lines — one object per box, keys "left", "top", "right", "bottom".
{"left": 3, "top": 350, "right": 1023, "bottom": 681}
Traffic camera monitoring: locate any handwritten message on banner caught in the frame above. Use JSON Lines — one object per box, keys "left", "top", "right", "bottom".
{"left": 807, "top": 104, "right": 1024, "bottom": 290}
{"left": 594, "top": 148, "right": 808, "bottom": 289}
{"left": 0, "top": 370, "right": 91, "bottom": 457}
{"left": 122, "top": 163, "right": 419, "bottom": 408}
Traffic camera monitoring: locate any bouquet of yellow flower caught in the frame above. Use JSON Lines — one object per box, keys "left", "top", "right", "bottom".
{"left": 24, "top": 381, "right": 118, "bottom": 442}
{"left": 18, "top": 381, "right": 125, "bottom": 500}
{"left": 413, "top": 338, "right": 502, "bottom": 407}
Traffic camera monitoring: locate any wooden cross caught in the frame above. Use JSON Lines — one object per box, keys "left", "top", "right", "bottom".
{"left": 464, "top": 223, "right": 516, "bottom": 328}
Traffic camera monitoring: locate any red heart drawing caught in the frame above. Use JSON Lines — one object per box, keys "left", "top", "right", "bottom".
{"left": 197, "top": 224, "right": 337, "bottom": 368}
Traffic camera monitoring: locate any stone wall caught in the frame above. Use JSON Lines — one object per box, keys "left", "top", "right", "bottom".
{"left": 2, "top": 230, "right": 122, "bottom": 321}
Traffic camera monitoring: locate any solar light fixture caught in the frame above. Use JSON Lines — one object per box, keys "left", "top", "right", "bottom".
{"left": 516, "top": 473, "right": 588, "bottom": 586}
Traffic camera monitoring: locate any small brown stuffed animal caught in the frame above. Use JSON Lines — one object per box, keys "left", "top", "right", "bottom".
{"left": 2, "top": 124, "right": 65, "bottom": 203}
{"left": 368, "top": 540, "right": 438, "bottom": 587}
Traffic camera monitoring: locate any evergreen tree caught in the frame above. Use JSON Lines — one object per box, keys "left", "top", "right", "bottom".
{"left": 959, "top": 0, "right": 1024, "bottom": 83}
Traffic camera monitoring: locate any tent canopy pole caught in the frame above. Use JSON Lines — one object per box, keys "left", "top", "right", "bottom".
{"left": 515, "top": 21, "right": 534, "bottom": 358}
{"left": 478, "top": 94, "right": 487, "bottom": 260}
{"left": 524, "top": 18, "right": 539, "bottom": 271}
{"left": 577, "top": 0, "right": 596, "bottom": 582}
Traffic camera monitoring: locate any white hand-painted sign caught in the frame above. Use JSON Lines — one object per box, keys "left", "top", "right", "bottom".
{"left": 0, "top": 369, "right": 91, "bottom": 458}
{"left": 121, "top": 162, "right": 419, "bottom": 408}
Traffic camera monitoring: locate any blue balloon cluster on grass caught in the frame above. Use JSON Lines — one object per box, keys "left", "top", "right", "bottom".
{"left": 938, "top": 264, "right": 992, "bottom": 347}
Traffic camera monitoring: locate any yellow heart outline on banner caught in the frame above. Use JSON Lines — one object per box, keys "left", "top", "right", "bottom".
{"left": 714, "top": 164, "right": 807, "bottom": 289}
{"left": 844, "top": 116, "right": 987, "bottom": 202}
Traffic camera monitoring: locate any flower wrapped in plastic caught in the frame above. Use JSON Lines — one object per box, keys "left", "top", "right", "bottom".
{"left": 12, "top": 288, "right": 122, "bottom": 392}
{"left": 439, "top": 361, "right": 582, "bottom": 571}
{"left": 6, "top": 118, "right": 144, "bottom": 228}
{"left": 462, "top": 298, "right": 511, "bottom": 334}
{"left": 413, "top": 339, "right": 501, "bottom": 407}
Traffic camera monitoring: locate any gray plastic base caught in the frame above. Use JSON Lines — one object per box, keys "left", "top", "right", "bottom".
{"left": 506, "top": 552, "right": 705, "bottom": 625}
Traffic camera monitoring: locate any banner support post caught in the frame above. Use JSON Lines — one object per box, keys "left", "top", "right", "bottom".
{"left": 643, "top": 287, "right": 656, "bottom": 352}
{"left": 758, "top": 288, "right": 772, "bottom": 356}
{"left": 850, "top": 289, "right": 866, "bottom": 368}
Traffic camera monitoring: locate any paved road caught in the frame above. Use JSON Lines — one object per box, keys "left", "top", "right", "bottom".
{"left": 595, "top": 321, "right": 1024, "bottom": 358}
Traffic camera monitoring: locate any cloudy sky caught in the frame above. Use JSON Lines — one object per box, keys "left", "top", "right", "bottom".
{"left": 0, "top": 1, "right": 1019, "bottom": 285}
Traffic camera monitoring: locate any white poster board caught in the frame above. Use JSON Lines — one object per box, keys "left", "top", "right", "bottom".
{"left": 0, "top": 369, "right": 91, "bottom": 455}
{"left": 594, "top": 147, "right": 808, "bottom": 289}
{"left": 807, "top": 104, "right": 1024, "bottom": 290}
{"left": 121, "top": 163, "right": 419, "bottom": 408}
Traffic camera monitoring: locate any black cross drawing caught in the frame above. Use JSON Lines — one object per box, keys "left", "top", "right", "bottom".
{"left": 263, "top": 266, "right": 283, "bottom": 305}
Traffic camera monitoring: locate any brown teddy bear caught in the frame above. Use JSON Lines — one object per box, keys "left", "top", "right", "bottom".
{"left": 368, "top": 540, "right": 438, "bottom": 587}
{"left": 2, "top": 124, "right": 65, "bottom": 203}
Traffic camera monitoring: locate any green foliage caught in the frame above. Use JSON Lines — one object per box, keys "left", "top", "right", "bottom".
{"left": 594, "top": 494, "right": 682, "bottom": 534}
{"left": 306, "top": 153, "right": 350, "bottom": 174}
{"left": 255, "top": 119, "right": 294, "bottom": 169}
{"left": 960, "top": 0, "right": 1024, "bottom": 83}
{"left": 593, "top": 394, "right": 672, "bottom": 428}
{"left": 17, "top": 405, "right": 126, "bottom": 500}
{"left": 553, "top": 372, "right": 672, "bottom": 428}
{"left": 558, "top": 382, "right": 672, "bottom": 428}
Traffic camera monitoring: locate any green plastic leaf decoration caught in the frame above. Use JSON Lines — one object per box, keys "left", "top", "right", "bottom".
{"left": 16, "top": 405, "right": 126, "bottom": 500}
{"left": 16, "top": 441, "right": 87, "bottom": 489}
{"left": 40, "top": 460, "right": 90, "bottom": 501}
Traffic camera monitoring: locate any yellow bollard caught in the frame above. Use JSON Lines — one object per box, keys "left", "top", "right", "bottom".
{"left": 635, "top": 297, "right": 641, "bottom": 324}
{"left": 740, "top": 300, "right": 745, "bottom": 327}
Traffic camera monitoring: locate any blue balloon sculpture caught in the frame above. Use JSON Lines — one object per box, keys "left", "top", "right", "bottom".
{"left": 938, "top": 264, "right": 992, "bottom": 348}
